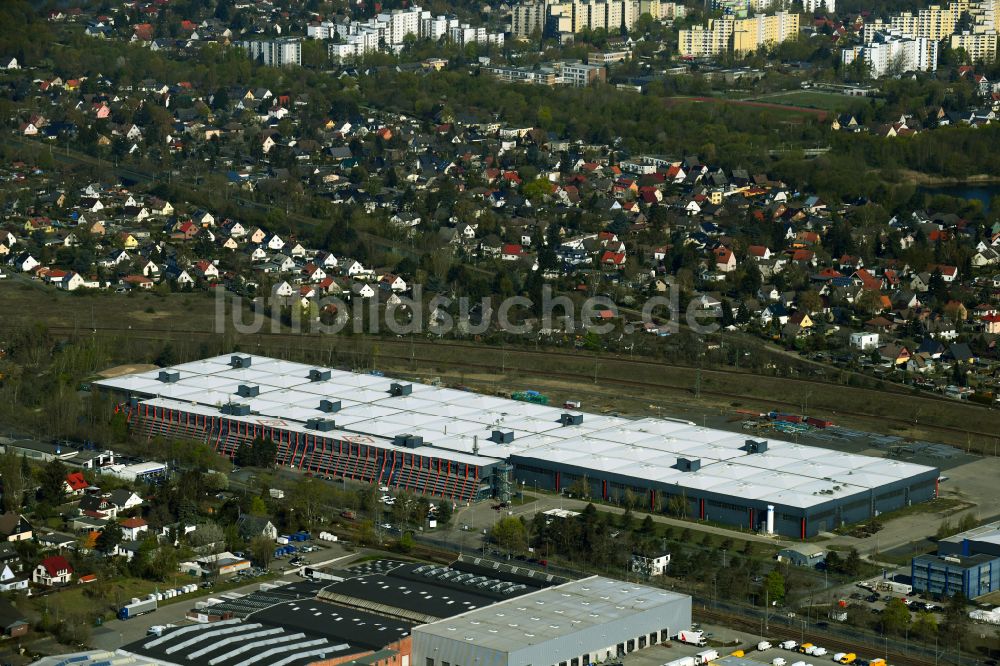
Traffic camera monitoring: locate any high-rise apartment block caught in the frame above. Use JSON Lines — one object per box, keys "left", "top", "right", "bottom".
{"left": 678, "top": 11, "right": 799, "bottom": 57}
{"left": 240, "top": 38, "right": 302, "bottom": 67}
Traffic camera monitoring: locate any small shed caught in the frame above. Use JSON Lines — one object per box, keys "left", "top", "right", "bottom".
{"left": 776, "top": 544, "right": 827, "bottom": 567}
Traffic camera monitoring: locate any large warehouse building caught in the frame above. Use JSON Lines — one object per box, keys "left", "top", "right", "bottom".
{"left": 103, "top": 558, "right": 688, "bottom": 666}
{"left": 95, "top": 353, "right": 940, "bottom": 538}
{"left": 412, "top": 576, "right": 691, "bottom": 666}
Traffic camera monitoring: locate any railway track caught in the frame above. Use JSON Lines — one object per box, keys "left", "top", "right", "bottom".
{"left": 10, "top": 321, "right": 998, "bottom": 446}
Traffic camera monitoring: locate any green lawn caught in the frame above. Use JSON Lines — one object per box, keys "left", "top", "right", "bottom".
{"left": 29, "top": 577, "right": 159, "bottom": 622}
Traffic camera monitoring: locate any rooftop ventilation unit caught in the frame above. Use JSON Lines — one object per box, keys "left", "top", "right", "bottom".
{"left": 559, "top": 413, "right": 583, "bottom": 426}
{"left": 230, "top": 355, "right": 252, "bottom": 369}
{"left": 306, "top": 418, "right": 336, "bottom": 431}
{"left": 389, "top": 382, "right": 412, "bottom": 397}
{"left": 675, "top": 457, "right": 701, "bottom": 472}
{"left": 158, "top": 370, "right": 180, "bottom": 383}
{"left": 221, "top": 402, "right": 251, "bottom": 416}
{"left": 319, "top": 399, "right": 341, "bottom": 413}
{"left": 308, "top": 368, "right": 331, "bottom": 382}
{"left": 236, "top": 384, "right": 259, "bottom": 398}
{"left": 490, "top": 430, "right": 514, "bottom": 444}
{"left": 743, "top": 439, "right": 768, "bottom": 454}
{"left": 393, "top": 434, "right": 424, "bottom": 448}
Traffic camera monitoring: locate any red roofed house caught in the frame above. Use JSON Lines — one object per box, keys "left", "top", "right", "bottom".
{"left": 748, "top": 245, "right": 771, "bottom": 260}
{"left": 124, "top": 275, "right": 154, "bottom": 290}
{"left": 817, "top": 267, "right": 843, "bottom": 279}
{"left": 193, "top": 260, "right": 219, "bottom": 281}
{"left": 714, "top": 246, "right": 736, "bottom": 273}
{"left": 854, "top": 269, "right": 884, "bottom": 291}
{"left": 931, "top": 264, "right": 959, "bottom": 283}
{"left": 120, "top": 518, "right": 149, "bottom": 541}
{"left": 982, "top": 314, "right": 1000, "bottom": 335}
{"left": 64, "top": 472, "right": 89, "bottom": 496}
{"left": 790, "top": 249, "right": 816, "bottom": 265}
{"left": 173, "top": 220, "right": 199, "bottom": 240}
{"left": 600, "top": 250, "right": 627, "bottom": 269}
{"left": 501, "top": 244, "right": 523, "bottom": 261}
{"left": 132, "top": 23, "right": 154, "bottom": 42}
{"left": 33, "top": 556, "right": 73, "bottom": 587}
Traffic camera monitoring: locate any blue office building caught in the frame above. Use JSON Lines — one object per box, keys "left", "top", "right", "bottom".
{"left": 911, "top": 553, "right": 1000, "bottom": 598}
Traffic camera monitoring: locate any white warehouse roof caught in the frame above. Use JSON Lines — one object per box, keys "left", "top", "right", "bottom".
{"left": 94, "top": 354, "right": 938, "bottom": 510}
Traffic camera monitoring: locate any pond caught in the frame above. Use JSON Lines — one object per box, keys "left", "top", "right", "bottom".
{"left": 917, "top": 183, "right": 1000, "bottom": 211}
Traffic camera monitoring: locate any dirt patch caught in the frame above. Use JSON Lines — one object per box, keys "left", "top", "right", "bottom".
{"left": 97, "top": 363, "right": 159, "bottom": 378}
{"left": 128, "top": 310, "right": 170, "bottom": 322}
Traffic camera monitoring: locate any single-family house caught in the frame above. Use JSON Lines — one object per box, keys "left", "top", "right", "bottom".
{"left": 32, "top": 556, "right": 73, "bottom": 587}
{"left": 64, "top": 472, "right": 89, "bottom": 496}
{"left": 713, "top": 246, "right": 736, "bottom": 273}
{"left": 0, "top": 601, "right": 29, "bottom": 637}
{"left": 107, "top": 489, "right": 144, "bottom": 512}
{"left": 0, "top": 514, "right": 32, "bottom": 542}
{"left": 379, "top": 273, "right": 407, "bottom": 292}
{"left": 849, "top": 332, "right": 879, "bottom": 350}
{"left": 236, "top": 515, "right": 278, "bottom": 541}
{"left": 0, "top": 565, "right": 28, "bottom": 593}
{"left": 119, "top": 517, "right": 149, "bottom": 541}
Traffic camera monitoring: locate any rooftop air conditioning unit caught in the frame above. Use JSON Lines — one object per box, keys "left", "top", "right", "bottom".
{"left": 743, "top": 439, "right": 768, "bottom": 454}
{"left": 236, "top": 384, "right": 259, "bottom": 398}
{"left": 306, "top": 418, "right": 336, "bottom": 432}
{"left": 560, "top": 413, "right": 583, "bottom": 426}
{"left": 389, "top": 382, "right": 412, "bottom": 397}
{"left": 393, "top": 434, "right": 424, "bottom": 448}
{"left": 158, "top": 370, "right": 180, "bottom": 383}
{"left": 230, "top": 355, "right": 252, "bottom": 369}
{"left": 490, "top": 430, "right": 514, "bottom": 444}
{"left": 675, "top": 458, "right": 701, "bottom": 472}
{"left": 308, "top": 368, "right": 331, "bottom": 382}
{"left": 319, "top": 399, "right": 341, "bottom": 413}
{"left": 221, "top": 402, "right": 251, "bottom": 416}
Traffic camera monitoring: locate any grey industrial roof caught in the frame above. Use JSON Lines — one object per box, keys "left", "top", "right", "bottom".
{"left": 914, "top": 552, "right": 1000, "bottom": 569}
{"left": 413, "top": 575, "right": 689, "bottom": 652}
{"left": 95, "top": 353, "right": 939, "bottom": 510}
{"left": 123, "top": 618, "right": 357, "bottom": 666}
{"left": 31, "top": 650, "right": 166, "bottom": 666}
{"left": 249, "top": 598, "right": 411, "bottom": 650}
{"left": 321, "top": 561, "right": 538, "bottom": 620}
{"left": 940, "top": 519, "right": 1000, "bottom": 547}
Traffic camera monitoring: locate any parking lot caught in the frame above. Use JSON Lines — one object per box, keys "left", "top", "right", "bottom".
{"left": 619, "top": 625, "right": 894, "bottom": 666}
{"left": 622, "top": 622, "right": 748, "bottom": 666}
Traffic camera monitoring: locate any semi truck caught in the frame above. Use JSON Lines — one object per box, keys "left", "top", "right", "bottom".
{"left": 118, "top": 597, "right": 157, "bottom": 620}
{"left": 676, "top": 630, "right": 707, "bottom": 647}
